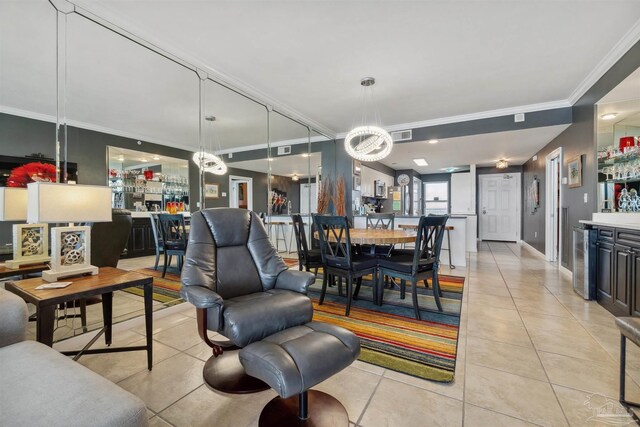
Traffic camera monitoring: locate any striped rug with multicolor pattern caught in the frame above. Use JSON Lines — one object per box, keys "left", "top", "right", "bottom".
{"left": 309, "top": 274, "right": 464, "bottom": 382}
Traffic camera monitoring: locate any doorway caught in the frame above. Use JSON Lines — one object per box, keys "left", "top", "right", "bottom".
{"left": 479, "top": 173, "right": 521, "bottom": 241}
{"left": 229, "top": 175, "right": 253, "bottom": 210}
{"left": 545, "top": 148, "right": 563, "bottom": 263}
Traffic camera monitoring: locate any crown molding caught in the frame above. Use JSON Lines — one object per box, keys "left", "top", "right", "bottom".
{"left": 335, "top": 99, "right": 572, "bottom": 139}
{"left": 567, "top": 17, "right": 640, "bottom": 105}
{"left": 0, "top": 105, "right": 199, "bottom": 155}
{"left": 69, "top": 0, "right": 336, "bottom": 138}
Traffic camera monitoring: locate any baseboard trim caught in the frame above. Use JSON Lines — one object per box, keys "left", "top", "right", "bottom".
{"left": 559, "top": 265, "right": 573, "bottom": 279}
{"left": 519, "top": 240, "right": 547, "bottom": 260}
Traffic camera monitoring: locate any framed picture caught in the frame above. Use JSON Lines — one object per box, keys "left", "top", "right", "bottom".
{"left": 567, "top": 155, "right": 582, "bottom": 188}
{"left": 353, "top": 160, "right": 362, "bottom": 176}
{"left": 353, "top": 175, "right": 361, "bottom": 191}
{"left": 12, "top": 223, "right": 48, "bottom": 261}
{"left": 205, "top": 184, "right": 220, "bottom": 199}
{"left": 51, "top": 226, "right": 91, "bottom": 271}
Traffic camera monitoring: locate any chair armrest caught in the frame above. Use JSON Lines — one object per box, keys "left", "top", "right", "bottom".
{"left": 0, "top": 288, "right": 28, "bottom": 348}
{"left": 274, "top": 269, "right": 315, "bottom": 295}
{"left": 180, "top": 285, "right": 223, "bottom": 309}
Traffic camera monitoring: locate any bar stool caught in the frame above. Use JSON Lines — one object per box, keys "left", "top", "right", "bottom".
{"left": 441, "top": 225, "right": 455, "bottom": 269}
{"left": 615, "top": 317, "right": 640, "bottom": 424}
{"left": 269, "top": 221, "right": 288, "bottom": 253}
{"left": 398, "top": 224, "right": 418, "bottom": 249}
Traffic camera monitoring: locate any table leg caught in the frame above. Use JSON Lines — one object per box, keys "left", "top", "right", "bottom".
{"left": 102, "top": 292, "right": 113, "bottom": 346}
{"left": 144, "top": 282, "right": 153, "bottom": 371}
{"left": 36, "top": 305, "right": 56, "bottom": 347}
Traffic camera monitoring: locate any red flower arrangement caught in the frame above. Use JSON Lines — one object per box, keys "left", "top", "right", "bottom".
{"left": 7, "top": 162, "right": 57, "bottom": 188}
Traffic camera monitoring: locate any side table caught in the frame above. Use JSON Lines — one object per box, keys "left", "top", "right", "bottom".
{"left": 5, "top": 267, "right": 154, "bottom": 369}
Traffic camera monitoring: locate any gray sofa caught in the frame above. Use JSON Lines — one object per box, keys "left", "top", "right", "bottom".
{"left": 0, "top": 288, "right": 148, "bottom": 427}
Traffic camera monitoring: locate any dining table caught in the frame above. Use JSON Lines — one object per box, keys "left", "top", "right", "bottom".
{"left": 315, "top": 228, "right": 417, "bottom": 245}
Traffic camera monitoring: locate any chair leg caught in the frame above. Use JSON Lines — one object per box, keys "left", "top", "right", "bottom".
{"left": 411, "top": 279, "right": 421, "bottom": 320}
{"left": 400, "top": 279, "right": 406, "bottom": 300}
{"left": 338, "top": 277, "right": 344, "bottom": 297}
{"left": 353, "top": 277, "right": 362, "bottom": 300}
{"left": 154, "top": 249, "right": 160, "bottom": 270}
{"left": 313, "top": 267, "right": 319, "bottom": 277}
{"left": 432, "top": 270, "right": 443, "bottom": 312}
{"left": 447, "top": 229, "right": 454, "bottom": 269}
{"left": 345, "top": 277, "right": 353, "bottom": 317}
{"left": 423, "top": 279, "right": 429, "bottom": 289}
{"left": 620, "top": 334, "right": 626, "bottom": 403}
{"left": 162, "top": 251, "right": 169, "bottom": 278}
{"left": 319, "top": 270, "right": 328, "bottom": 305}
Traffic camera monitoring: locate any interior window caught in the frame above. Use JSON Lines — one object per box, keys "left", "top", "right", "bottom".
{"left": 423, "top": 181, "right": 449, "bottom": 214}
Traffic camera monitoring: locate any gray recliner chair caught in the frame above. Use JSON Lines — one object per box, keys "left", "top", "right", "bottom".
{"left": 180, "top": 208, "right": 316, "bottom": 393}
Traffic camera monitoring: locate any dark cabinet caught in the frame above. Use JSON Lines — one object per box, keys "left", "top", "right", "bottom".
{"left": 613, "top": 244, "right": 632, "bottom": 314}
{"left": 596, "top": 240, "right": 613, "bottom": 307}
{"left": 594, "top": 226, "right": 639, "bottom": 317}
{"left": 124, "top": 217, "right": 156, "bottom": 259}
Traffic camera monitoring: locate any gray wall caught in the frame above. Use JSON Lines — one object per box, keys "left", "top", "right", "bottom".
{"left": 522, "top": 40, "right": 640, "bottom": 270}
{"left": 0, "top": 112, "right": 200, "bottom": 248}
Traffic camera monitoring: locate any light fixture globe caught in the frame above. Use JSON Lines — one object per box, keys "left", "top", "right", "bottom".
{"left": 192, "top": 151, "right": 227, "bottom": 175}
{"left": 344, "top": 126, "right": 393, "bottom": 162}
{"left": 496, "top": 159, "right": 509, "bottom": 169}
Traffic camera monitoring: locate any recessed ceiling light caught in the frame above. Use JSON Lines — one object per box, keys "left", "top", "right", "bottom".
{"left": 413, "top": 158, "right": 428, "bottom": 166}
{"left": 141, "top": 159, "right": 148, "bottom": 163}
{"left": 301, "top": 153, "right": 310, "bottom": 158}
{"left": 428, "top": 139, "right": 439, "bottom": 144}
{"left": 600, "top": 113, "right": 617, "bottom": 120}
{"left": 153, "top": 156, "right": 160, "bottom": 160}
{"left": 268, "top": 158, "right": 274, "bottom": 162}
{"left": 117, "top": 156, "right": 124, "bottom": 161}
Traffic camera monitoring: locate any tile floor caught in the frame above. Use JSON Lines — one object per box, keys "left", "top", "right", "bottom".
{"left": 39, "top": 243, "right": 640, "bottom": 425}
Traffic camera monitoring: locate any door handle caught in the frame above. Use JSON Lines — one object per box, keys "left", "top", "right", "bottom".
{"left": 482, "top": 210, "right": 487, "bottom": 214}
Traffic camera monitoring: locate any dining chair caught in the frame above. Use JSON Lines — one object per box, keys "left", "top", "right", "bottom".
{"left": 378, "top": 215, "right": 449, "bottom": 319}
{"left": 149, "top": 213, "right": 164, "bottom": 271}
{"left": 361, "top": 213, "right": 395, "bottom": 257}
{"left": 313, "top": 215, "right": 378, "bottom": 316}
{"left": 157, "top": 213, "right": 188, "bottom": 278}
{"left": 291, "top": 214, "right": 322, "bottom": 274}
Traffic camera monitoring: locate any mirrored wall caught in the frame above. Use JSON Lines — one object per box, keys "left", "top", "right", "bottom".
{"left": 0, "top": 0, "right": 335, "bottom": 342}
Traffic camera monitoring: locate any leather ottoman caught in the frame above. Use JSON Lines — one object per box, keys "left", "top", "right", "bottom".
{"left": 239, "top": 322, "right": 360, "bottom": 427}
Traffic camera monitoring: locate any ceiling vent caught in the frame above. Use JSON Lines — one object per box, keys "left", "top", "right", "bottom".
{"left": 390, "top": 130, "right": 412, "bottom": 142}
{"left": 277, "top": 146, "right": 292, "bottom": 155}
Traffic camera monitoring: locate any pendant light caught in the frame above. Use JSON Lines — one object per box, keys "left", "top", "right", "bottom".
{"left": 344, "top": 77, "right": 393, "bottom": 162}
{"left": 193, "top": 116, "right": 227, "bottom": 175}
{"left": 496, "top": 159, "right": 509, "bottom": 169}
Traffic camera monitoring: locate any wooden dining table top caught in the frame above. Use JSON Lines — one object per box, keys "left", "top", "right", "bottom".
{"left": 315, "top": 228, "right": 416, "bottom": 245}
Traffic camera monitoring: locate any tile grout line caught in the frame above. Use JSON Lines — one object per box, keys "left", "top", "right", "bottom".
{"left": 354, "top": 372, "right": 384, "bottom": 426}
{"left": 488, "top": 242, "right": 572, "bottom": 427}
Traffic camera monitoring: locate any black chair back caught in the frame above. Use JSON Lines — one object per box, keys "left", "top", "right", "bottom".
{"left": 157, "top": 214, "right": 188, "bottom": 251}
{"left": 89, "top": 209, "right": 132, "bottom": 268}
{"left": 150, "top": 213, "right": 163, "bottom": 249}
{"left": 413, "top": 215, "right": 449, "bottom": 274}
{"left": 313, "top": 215, "right": 352, "bottom": 269}
{"left": 366, "top": 213, "right": 395, "bottom": 230}
{"left": 291, "top": 214, "right": 310, "bottom": 259}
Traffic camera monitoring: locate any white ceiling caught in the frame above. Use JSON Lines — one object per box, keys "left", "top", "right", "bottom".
{"left": 1, "top": 0, "right": 640, "bottom": 167}
{"left": 380, "top": 125, "right": 570, "bottom": 173}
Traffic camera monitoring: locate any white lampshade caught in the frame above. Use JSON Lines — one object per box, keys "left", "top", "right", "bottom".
{"left": 27, "top": 182, "right": 112, "bottom": 223}
{"left": 0, "top": 187, "right": 27, "bottom": 221}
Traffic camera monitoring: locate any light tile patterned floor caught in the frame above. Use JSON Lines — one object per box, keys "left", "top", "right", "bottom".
{"left": 40, "top": 244, "right": 640, "bottom": 425}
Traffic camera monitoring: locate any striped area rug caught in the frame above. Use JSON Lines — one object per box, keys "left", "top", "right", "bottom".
{"left": 309, "top": 274, "right": 464, "bottom": 382}
{"left": 124, "top": 268, "right": 184, "bottom": 305}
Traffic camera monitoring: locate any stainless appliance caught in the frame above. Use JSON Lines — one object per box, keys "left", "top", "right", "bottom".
{"left": 374, "top": 180, "right": 386, "bottom": 198}
{"left": 572, "top": 226, "right": 597, "bottom": 300}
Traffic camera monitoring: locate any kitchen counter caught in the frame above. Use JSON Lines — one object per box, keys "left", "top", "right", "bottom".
{"left": 580, "top": 220, "right": 640, "bottom": 231}
{"left": 130, "top": 211, "right": 191, "bottom": 219}
{"left": 353, "top": 214, "right": 470, "bottom": 219}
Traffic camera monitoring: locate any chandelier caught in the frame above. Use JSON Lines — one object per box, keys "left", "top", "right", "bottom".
{"left": 344, "top": 77, "right": 393, "bottom": 162}
{"left": 193, "top": 116, "right": 227, "bottom": 175}
{"left": 496, "top": 159, "right": 509, "bottom": 169}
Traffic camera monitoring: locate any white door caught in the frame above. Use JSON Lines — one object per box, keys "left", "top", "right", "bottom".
{"left": 229, "top": 176, "right": 253, "bottom": 210}
{"left": 550, "top": 157, "right": 560, "bottom": 261}
{"left": 300, "top": 183, "right": 317, "bottom": 214}
{"left": 480, "top": 173, "right": 520, "bottom": 241}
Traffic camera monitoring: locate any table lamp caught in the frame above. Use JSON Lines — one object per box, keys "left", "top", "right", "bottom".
{"left": 1, "top": 187, "right": 51, "bottom": 269}
{"left": 27, "top": 182, "right": 112, "bottom": 282}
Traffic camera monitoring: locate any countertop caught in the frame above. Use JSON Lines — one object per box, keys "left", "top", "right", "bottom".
{"left": 130, "top": 211, "right": 191, "bottom": 219}
{"left": 353, "top": 214, "right": 471, "bottom": 219}
{"left": 580, "top": 220, "right": 640, "bottom": 231}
